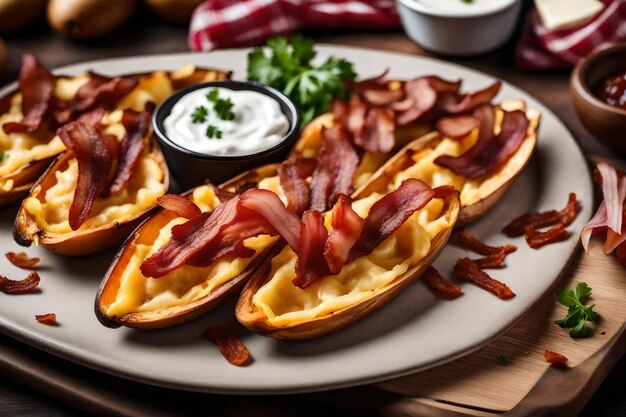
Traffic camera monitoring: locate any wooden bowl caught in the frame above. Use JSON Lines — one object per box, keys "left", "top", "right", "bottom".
{"left": 570, "top": 43, "right": 626, "bottom": 154}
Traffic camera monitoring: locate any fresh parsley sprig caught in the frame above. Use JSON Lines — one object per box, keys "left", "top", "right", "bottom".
{"left": 206, "top": 89, "right": 235, "bottom": 120}
{"left": 191, "top": 106, "right": 208, "bottom": 124}
{"left": 206, "top": 125, "right": 222, "bottom": 139}
{"left": 555, "top": 282, "right": 599, "bottom": 338}
{"left": 247, "top": 35, "right": 356, "bottom": 125}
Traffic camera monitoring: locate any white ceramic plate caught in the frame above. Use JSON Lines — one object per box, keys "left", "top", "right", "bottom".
{"left": 0, "top": 46, "right": 593, "bottom": 394}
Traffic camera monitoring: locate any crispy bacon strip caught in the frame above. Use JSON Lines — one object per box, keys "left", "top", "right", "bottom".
{"left": 76, "top": 107, "right": 106, "bottom": 127}
{"left": 55, "top": 72, "right": 139, "bottom": 124}
{"left": 395, "top": 77, "right": 438, "bottom": 125}
{"left": 354, "top": 107, "right": 395, "bottom": 153}
{"left": 525, "top": 224, "right": 570, "bottom": 249}
{"left": 347, "top": 69, "right": 389, "bottom": 92}
{"left": 0, "top": 272, "right": 40, "bottom": 295}
{"left": 436, "top": 115, "right": 477, "bottom": 139}
{"left": 58, "top": 121, "right": 116, "bottom": 230}
{"left": 363, "top": 88, "right": 404, "bottom": 106}
{"left": 240, "top": 189, "right": 301, "bottom": 252}
{"left": 309, "top": 126, "right": 359, "bottom": 212}
{"left": 204, "top": 326, "right": 251, "bottom": 367}
{"left": 423, "top": 267, "right": 462, "bottom": 300}
{"left": 157, "top": 194, "right": 201, "bottom": 219}
{"left": 348, "top": 179, "right": 436, "bottom": 262}
{"left": 35, "top": 313, "right": 57, "bottom": 326}
{"left": 293, "top": 210, "right": 330, "bottom": 289}
{"left": 453, "top": 258, "right": 514, "bottom": 299}
{"left": 503, "top": 193, "right": 579, "bottom": 237}
{"left": 108, "top": 110, "right": 150, "bottom": 195}
{"left": 473, "top": 252, "right": 507, "bottom": 269}
{"left": 434, "top": 109, "right": 529, "bottom": 179}
{"left": 5, "top": 252, "right": 40, "bottom": 270}
{"left": 3, "top": 54, "right": 55, "bottom": 134}
{"left": 140, "top": 196, "right": 240, "bottom": 278}
{"left": 544, "top": 350, "right": 568, "bottom": 366}
{"left": 438, "top": 81, "right": 501, "bottom": 114}
{"left": 457, "top": 231, "right": 517, "bottom": 256}
{"left": 277, "top": 157, "right": 317, "bottom": 215}
{"left": 323, "top": 194, "right": 365, "bottom": 274}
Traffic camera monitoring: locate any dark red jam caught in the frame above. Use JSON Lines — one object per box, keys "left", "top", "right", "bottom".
{"left": 596, "top": 70, "right": 626, "bottom": 109}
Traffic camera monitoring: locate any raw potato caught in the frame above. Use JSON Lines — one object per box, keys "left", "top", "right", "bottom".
{"left": 144, "top": 0, "right": 203, "bottom": 24}
{"left": 0, "top": 0, "right": 45, "bottom": 33}
{"left": 47, "top": 0, "right": 136, "bottom": 40}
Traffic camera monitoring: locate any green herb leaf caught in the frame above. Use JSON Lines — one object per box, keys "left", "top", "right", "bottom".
{"left": 191, "top": 105, "right": 208, "bottom": 124}
{"left": 206, "top": 89, "right": 220, "bottom": 103}
{"left": 213, "top": 97, "right": 235, "bottom": 121}
{"left": 555, "top": 282, "right": 599, "bottom": 339}
{"left": 247, "top": 35, "right": 356, "bottom": 125}
{"left": 206, "top": 125, "right": 222, "bottom": 139}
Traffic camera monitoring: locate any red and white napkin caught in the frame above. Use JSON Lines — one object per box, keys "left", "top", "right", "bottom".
{"left": 188, "top": 0, "right": 400, "bottom": 52}
{"left": 516, "top": 0, "right": 626, "bottom": 70}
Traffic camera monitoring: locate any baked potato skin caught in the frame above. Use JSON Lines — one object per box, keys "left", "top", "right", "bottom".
{"left": 13, "top": 143, "right": 170, "bottom": 256}
{"left": 94, "top": 164, "right": 280, "bottom": 329}
{"left": 235, "top": 192, "right": 460, "bottom": 340}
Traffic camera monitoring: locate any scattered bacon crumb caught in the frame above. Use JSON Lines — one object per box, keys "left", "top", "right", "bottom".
{"left": 503, "top": 193, "right": 578, "bottom": 237}
{"left": 423, "top": 267, "right": 462, "bottom": 300}
{"left": 0, "top": 272, "right": 40, "bottom": 295}
{"left": 453, "top": 258, "right": 515, "bottom": 300}
{"left": 157, "top": 194, "right": 201, "bottom": 219}
{"left": 5, "top": 252, "right": 40, "bottom": 270}
{"left": 544, "top": 350, "right": 568, "bottom": 366}
{"left": 35, "top": 313, "right": 57, "bottom": 326}
{"left": 472, "top": 252, "right": 507, "bottom": 269}
{"left": 204, "top": 326, "right": 251, "bottom": 367}
{"left": 525, "top": 224, "right": 571, "bottom": 249}
{"left": 457, "top": 231, "right": 517, "bottom": 256}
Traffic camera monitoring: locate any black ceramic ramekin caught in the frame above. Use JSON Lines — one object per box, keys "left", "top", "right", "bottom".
{"left": 153, "top": 80, "right": 300, "bottom": 189}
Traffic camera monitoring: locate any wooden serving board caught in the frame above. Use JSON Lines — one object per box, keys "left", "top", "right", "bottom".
{"left": 377, "top": 237, "right": 626, "bottom": 416}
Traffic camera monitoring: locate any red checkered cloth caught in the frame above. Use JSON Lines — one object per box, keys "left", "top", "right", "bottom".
{"left": 516, "top": 0, "right": 626, "bottom": 70}
{"left": 188, "top": 0, "right": 400, "bottom": 51}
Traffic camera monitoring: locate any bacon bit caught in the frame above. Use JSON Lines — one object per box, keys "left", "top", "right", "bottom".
{"left": 3, "top": 54, "right": 55, "bottom": 134}
{"left": 438, "top": 81, "right": 502, "bottom": 114}
{"left": 277, "top": 157, "right": 317, "bottom": 215}
{"left": 35, "top": 313, "right": 57, "bottom": 326}
{"left": 309, "top": 126, "right": 359, "bottom": 212}
{"left": 58, "top": 121, "right": 116, "bottom": 230}
{"left": 323, "top": 194, "right": 365, "bottom": 274}
{"left": 108, "top": 110, "right": 150, "bottom": 195}
{"left": 395, "top": 77, "right": 438, "bottom": 125}
{"left": 5, "top": 252, "right": 40, "bottom": 270}
{"left": 434, "top": 108, "right": 529, "bottom": 179}
{"left": 157, "top": 194, "right": 201, "bottom": 219}
{"left": 362, "top": 88, "right": 404, "bottom": 106}
{"left": 348, "top": 179, "right": 437, "bottom": 262}
{"left": 76, "top": 107, "right": 106, "bottom": 127}
{"left": 204, "top": 326, "right": 251, "bottom": 367}
{"left": 503, "top": 193, "right": 579, "bottom": 237}
{"left": 544, "top": 350, "right": 568, "bottom": 366}
{"left": 457, "top": 231, "right": 517, "bottom": 256}
{"left": 140, "top": 196, "right": 240, "bottom": 278}
{"left": 436, "top": 115, "right": 477, "bottom": 139}
{"left": 473, "top": 252, "right": 507, "bottom": 269}
{"left": 347, "top": 69, "right": 390, "bottom": 92}
{"left": 453, "top": 258, "right": 515, "bottom": 300}
{"left": 423, "top": 267, "right": 462, "bottom": 300}
{"left": 354, "top": 107, "right": 395, "bottom": 153}
{"left": 0, "top": 272, "right": 40, "bottom": 295}
{"left": 55, "top": 72, "right": 139, "bottom": 125}
{"left": 525, "top": 224, "right": 571, "bottom": 249}
{"left": 293, "top": 210, "right": 330, "bottom": 289}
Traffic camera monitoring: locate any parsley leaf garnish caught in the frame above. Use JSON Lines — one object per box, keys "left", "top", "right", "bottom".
{"left": 206, "top": 89, "right": 220, "bottom": 103}
{"left": 555, "top": 282, "right": 599, "bottom": 338}
{"left": 191, "top": 106, "right": 208, "bottom": 124}
{"left": 213, "top": 97, "right": 235, "bottom": 121}
{"left": 247, "top": 34, "right": 356, "bottom": 125}
{"left": 206, "top": 125, "right": 222, "bottom": 139}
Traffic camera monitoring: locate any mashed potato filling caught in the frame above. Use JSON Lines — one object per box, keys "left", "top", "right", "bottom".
{"left": 253, "top": 192, "right": 451, "bottom": 326}
{"left": 106, "top": 182, "right": 283, "bottom": 317}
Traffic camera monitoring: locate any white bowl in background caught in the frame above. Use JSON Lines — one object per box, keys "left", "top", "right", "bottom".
{"left": 397, "top": 0, "right": 523, "bottom": 56}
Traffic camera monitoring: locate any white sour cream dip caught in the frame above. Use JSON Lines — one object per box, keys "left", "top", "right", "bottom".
{"left": 413, "top": 0, "right": 511, "bottom": 14}
{"left": 164, "top": 87, "right": 290, "bottom": 157}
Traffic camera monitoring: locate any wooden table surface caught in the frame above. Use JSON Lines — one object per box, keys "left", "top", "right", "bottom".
{"left": 0, "top": 7, "right": 624, "bottom": 417}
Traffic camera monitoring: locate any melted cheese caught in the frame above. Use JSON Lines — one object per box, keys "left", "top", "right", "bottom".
{"left": 106, "top": 185, "right": 279, "bottom": 316}
{"left": 252, "top": 193, "right": 451, "bottom": 326}
{"left": 22, "top": 155, "right": 165, "bottom": 233}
